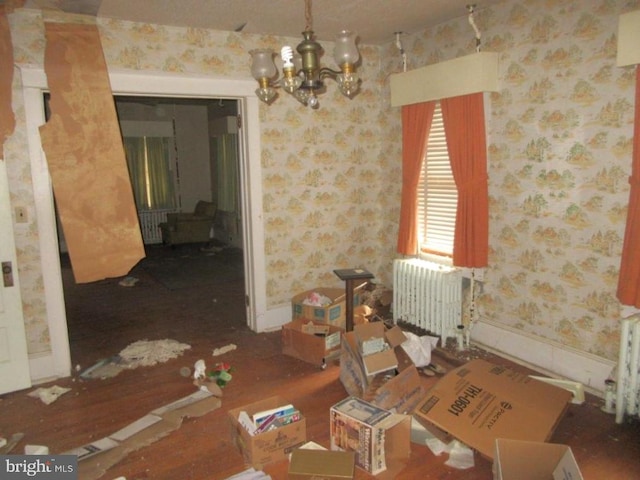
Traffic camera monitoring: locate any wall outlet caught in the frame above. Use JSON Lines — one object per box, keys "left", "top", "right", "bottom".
{"left": 15, "top": 206, "right": 28, "bottom": 223}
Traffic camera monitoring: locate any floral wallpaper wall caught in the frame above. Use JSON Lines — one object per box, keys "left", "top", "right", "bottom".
{"left": 5, "top": 0, "right": 639, "bottom": 365}
{"left": 6, "top": 8, "right": 388, "bottom": 355}
{"left": 377, "top": 0, "right": 639, "bottom": 362}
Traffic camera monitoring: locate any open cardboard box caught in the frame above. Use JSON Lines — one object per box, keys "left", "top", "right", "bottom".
{"left": 493, "top": 438, "right": 583, "bottom": 480}
{"left": 330, "top": 396, "right": 411, "bottom": 477}
{"left": 339, "top": 324, "right": 425, "bottom": 414}
{"left": 282, "top": 318, "right": 342, "bottom": 367}
{"left": 413, "top": 359, "right": 573, "bottom": 460}
{"left": 228, "top": 395, "right": 306, "bottom": 469}
{"left": 291, "top": 287, "right": 363, "bottom": 329}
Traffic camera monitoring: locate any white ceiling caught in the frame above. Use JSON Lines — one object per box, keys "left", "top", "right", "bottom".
{"left": 12, "top": 0, "right": 502, "bottom": 45}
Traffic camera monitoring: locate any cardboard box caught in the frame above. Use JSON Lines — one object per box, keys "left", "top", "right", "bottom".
{"left": 282, "top": 318, "right": 342, "bottom": 367}
{"left": 291, "top": 286, "right": 364, "bottom": 329}
{"left": 288, "top": 448, "right": 355, "bottom": 480}
{"left": 413, "top": 359, "right": 573, "bottom": 460}
{"left": 354, "top": 322, "right": 403, "bottom": 376}
{"left": 339, "top": 327, "right": 426, "bottom": 415}
{"left": 228, "top": 395, "right": 306, "bottom": 468}
{"left": 330, "top": 396, "right": 411, "bottom": 476}
{"left": 493, "top": 438, "right": 584, "bottom": 480}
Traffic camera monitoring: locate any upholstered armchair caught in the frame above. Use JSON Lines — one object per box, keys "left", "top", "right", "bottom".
{"left": 159, "top": 200, "right": 216, "bottom": 245}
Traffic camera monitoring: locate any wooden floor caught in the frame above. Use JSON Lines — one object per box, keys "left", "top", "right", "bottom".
{"left": 1, "top": 243, "right": 639, "bottom": 479}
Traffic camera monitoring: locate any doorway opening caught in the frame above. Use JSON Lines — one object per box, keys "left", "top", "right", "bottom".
{"left": 21, "top": 69, "right": 268, "bottom": 382}
{"left": 47, "top": 93, "right": 248, "bottom": 366}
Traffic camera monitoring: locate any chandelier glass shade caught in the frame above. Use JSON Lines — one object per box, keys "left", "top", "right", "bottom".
{"left": 249, "top": 2, "right": 360, "bottom": 108}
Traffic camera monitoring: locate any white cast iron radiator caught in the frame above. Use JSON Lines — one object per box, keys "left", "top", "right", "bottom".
{"left": 616, "top": 317, "right": 640, "bottom": 423}
{"left": 392, "top": 258, "right": 462, "bottom": 342}
{"left": 138, "top": 209, "right": 172, "bottom": 244}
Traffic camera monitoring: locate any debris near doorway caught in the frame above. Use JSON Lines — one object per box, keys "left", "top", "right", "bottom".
{"left": 117, "top": 276, "right": 139, "bottom": 287}
{"left": 27, "top": 385, "right": 71, "bottom": 405}
{"left": 208, "top": 362, "right": 235, "bottom": 388}
{"left": 212, "top": 343, "right": 237, "bottom": 356}
{"left": 118, "top": 338, "right": 191, "bottom": 368}
{"left": 79, "top": 339, "right": 192, "bottom": 379}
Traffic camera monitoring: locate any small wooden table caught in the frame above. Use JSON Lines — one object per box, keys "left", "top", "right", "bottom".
{"left": 333, "top": 268, "right": 374, "bottom": 332}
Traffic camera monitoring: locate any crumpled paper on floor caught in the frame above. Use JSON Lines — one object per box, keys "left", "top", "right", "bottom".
{"left": 444, "top": 440, "right": 475, "bottom": 469}
{"left": 400, "top": 331, "right": 439, "bottom": 367}
{"left": 28, "top": 385, "right": 71, "bottom": 405}
{"left": 411, "top": 418, "right": 475, "bottom": 470}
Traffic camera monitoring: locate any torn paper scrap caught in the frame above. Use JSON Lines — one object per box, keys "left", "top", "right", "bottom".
{"left": 212, "top": 343, "right": 237, "bottom": 356}
{"left": 28, "top": 385, "right": 71, "bottom": 405}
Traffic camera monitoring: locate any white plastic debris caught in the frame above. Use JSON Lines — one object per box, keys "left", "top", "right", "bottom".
{"left": 193, "top": 359, "right": 207, "bottom": 380}
{"left": 444, "top": 440, "right": 475, "bottom": 469}
{"left": 400, "top": 331, "right": 439, "bottom": 367}
{"left": 25, "top": 444, "right": 49, "bottom": 455}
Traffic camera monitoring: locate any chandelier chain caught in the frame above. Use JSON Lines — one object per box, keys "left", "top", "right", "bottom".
{"left": 305, "top": 0, "right": 313, "bottom": 31}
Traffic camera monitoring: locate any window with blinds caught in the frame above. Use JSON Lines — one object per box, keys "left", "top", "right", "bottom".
{"left": 417, "top": 102, "right": 457, "bottom": 256}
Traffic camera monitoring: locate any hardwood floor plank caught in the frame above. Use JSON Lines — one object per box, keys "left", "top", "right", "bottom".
{"left": 1, "top": 244, "right": 638, "bottom": 479}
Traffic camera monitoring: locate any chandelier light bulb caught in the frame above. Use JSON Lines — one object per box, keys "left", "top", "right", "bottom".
{"left": 281, "top": 46, "right": 295, "bottom": 69}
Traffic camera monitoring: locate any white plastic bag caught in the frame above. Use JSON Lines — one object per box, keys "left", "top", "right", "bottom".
{"left": 400, "top": 331, "right": 439, "bottom": 367}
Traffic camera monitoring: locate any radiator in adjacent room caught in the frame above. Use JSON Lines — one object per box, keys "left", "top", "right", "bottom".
{"left": 138, "top": 209, "right": 172, "bottom": 244}
{"left": 616, "top": 316, "right": 640, "bottom": 423}
{"left": 392, "top": 258, "right": 462, "bottom": 342}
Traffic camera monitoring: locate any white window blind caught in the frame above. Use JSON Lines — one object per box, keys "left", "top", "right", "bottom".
{"left": 417, "top": 102, "right": 457, "bottom": 256}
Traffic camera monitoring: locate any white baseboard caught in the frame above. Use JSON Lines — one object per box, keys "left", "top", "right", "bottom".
{"left": 258, "top": 303, "right": 292, "bottom": 332}
{"left": 29, "top": 351, "right": 71, "bottom": 385}
{"left": 470, "top": 320, "right": 616, "bottom": 396}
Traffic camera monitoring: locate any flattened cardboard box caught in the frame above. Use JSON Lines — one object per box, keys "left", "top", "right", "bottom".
{"left": 228, "top": 395, "right": 306, "bottom": 469}
{"left": 340, "top": 328, "right": 425, "bottom": 414}
{"left": 288, "top": 448, "right": 355, "bottom": 480}
{"left": 414, "top": 359, "right": 573, "bottom": 459}
{"left": 493, "top": 438, "right": 584, "bottom": 480}
{"left": 282, "top": 318, "right": 342, "bottom": 367}
{"left": 68, "top": 389, "right": 222, "bottom": 480}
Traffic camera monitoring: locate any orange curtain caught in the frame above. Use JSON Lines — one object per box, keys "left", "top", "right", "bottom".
{"left": 397, "top": 102, "right": 436, "bottom": 255}
{"left": 0, "top": 5, "right": 15, "bottom": 153}
{"left": 617, "top": 66, "right": 640, "bottom": 307}
{"left": 441, "top": 93, "right": 489, "bottom": 267}
{"left": 40, "top": 23, "right": 144, "bottom": 283}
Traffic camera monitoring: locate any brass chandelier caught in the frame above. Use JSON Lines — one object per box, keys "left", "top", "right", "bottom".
{"left": 249, "top": 0, "right": 360, "bottom": 109}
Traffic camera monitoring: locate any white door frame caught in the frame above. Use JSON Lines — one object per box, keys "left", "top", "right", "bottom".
{"left": 20, "top": 67, "right": 268, "bottom": 382}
